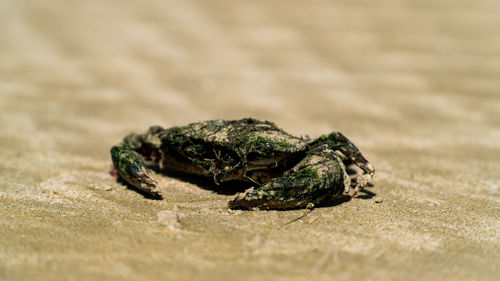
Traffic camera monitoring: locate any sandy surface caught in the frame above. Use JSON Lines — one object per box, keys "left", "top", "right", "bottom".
{"left": 1, "top": 0, "right": 499, "bottom": 280}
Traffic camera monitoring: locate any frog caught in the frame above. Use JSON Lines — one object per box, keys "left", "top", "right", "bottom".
{"left": 110, "top": 118, "right": 375, "bottom": 210}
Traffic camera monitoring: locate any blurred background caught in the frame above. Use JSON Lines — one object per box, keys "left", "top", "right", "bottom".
{"left": 1, "top": 0, "right": 499, "bottom": 280}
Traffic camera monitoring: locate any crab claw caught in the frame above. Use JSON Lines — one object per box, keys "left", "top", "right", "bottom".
{"left": 229, "top": 149, "right": 347, "bottom": 210}
{"left": 110, "top": 144, "right": 161, "bottom": 198}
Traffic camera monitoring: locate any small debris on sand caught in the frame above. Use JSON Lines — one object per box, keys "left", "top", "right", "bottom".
{"left": 157, "top": 210, "right": 181, "bottom": 231}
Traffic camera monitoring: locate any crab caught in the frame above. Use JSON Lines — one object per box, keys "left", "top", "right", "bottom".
{"left": 110, "top": 118, "right": 375, "bottom": 210}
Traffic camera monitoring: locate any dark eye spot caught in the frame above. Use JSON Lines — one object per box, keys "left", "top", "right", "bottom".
{"left": 264, "top": 142, "right": 274, "bottom": 152}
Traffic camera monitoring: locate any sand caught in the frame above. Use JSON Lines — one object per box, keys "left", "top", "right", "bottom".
{"left": 0, "top": 0, "right": 499, "bottom": 280}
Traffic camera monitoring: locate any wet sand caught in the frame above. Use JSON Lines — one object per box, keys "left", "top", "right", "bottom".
{"left": 0, "top": 0, "right": 499, "bottom": 280}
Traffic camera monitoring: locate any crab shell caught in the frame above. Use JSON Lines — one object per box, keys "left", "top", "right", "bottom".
{"left": 154, "top": 118, "right": 310, "bottom": 184}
